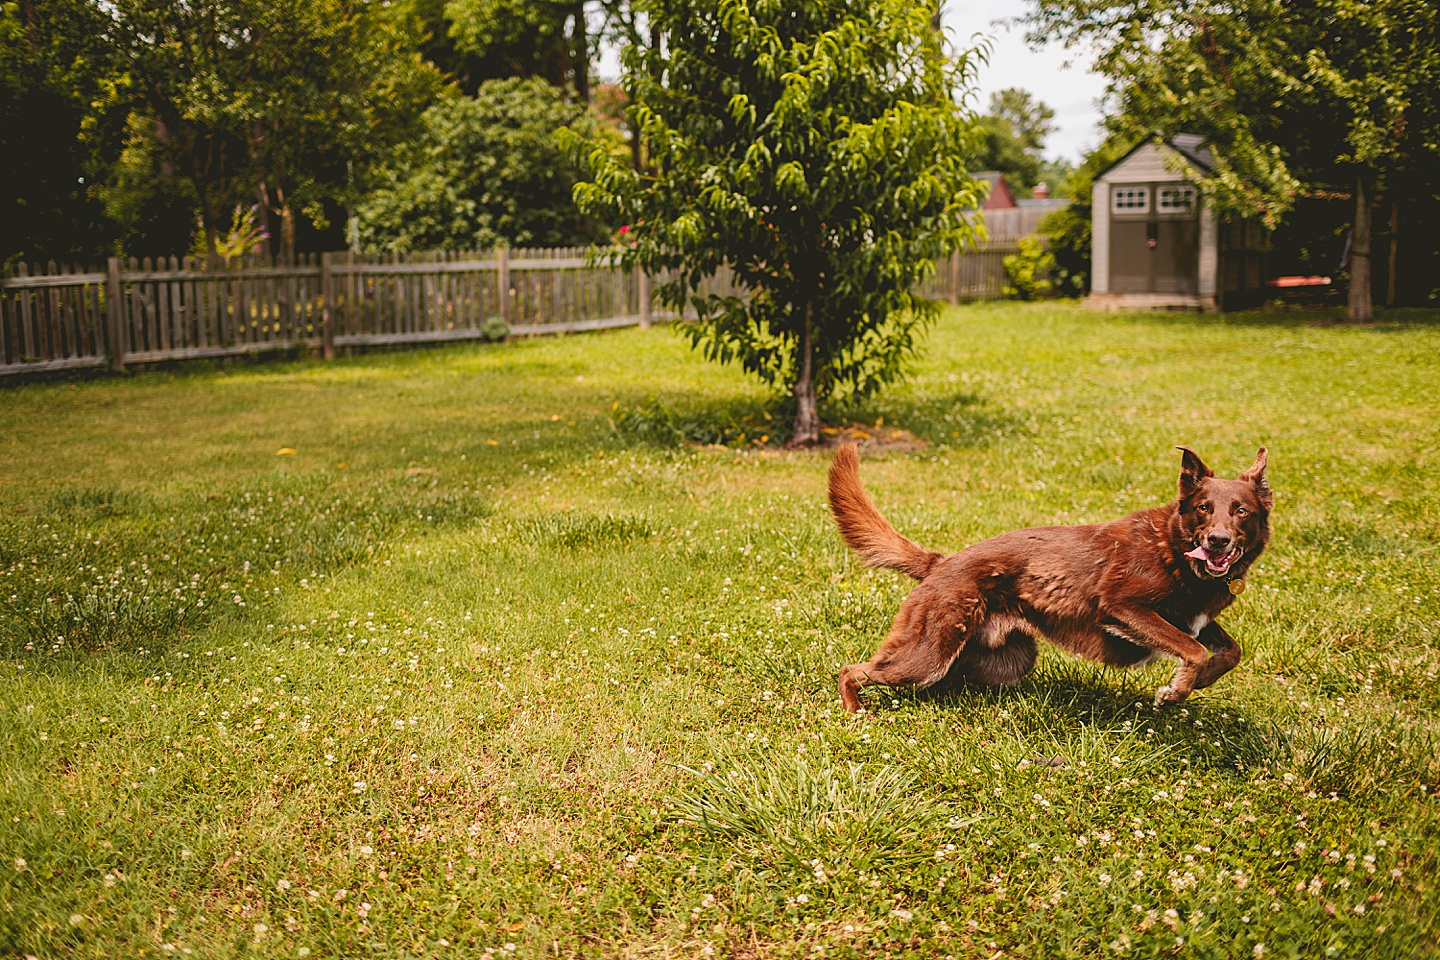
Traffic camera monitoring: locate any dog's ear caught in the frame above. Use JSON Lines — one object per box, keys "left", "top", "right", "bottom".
{"left": 1239, "top": 446, "right": 1273, "bottom": 510}
{"left": 1176, "top": 445, "right": 1213, "bottom": 498}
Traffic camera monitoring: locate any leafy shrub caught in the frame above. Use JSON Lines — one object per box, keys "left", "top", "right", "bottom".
{"left": 479, "top": 315, "right": 509, "bottom": 342}
{"left": 1002, "top": 236, "right": 1057, "bottom": 300}
{"left": 357, "top": 78, "right": 616, "bottom": 252}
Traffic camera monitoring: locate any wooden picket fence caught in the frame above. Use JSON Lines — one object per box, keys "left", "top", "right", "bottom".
{"left": 926, "top": 243, "right": 1023, "bottom": 302}
{"left": 1, "top": 242, "right": 1022, "bottom": 377}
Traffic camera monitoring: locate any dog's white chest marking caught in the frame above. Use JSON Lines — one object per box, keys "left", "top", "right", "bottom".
{"left": 1189, "top": 614, "right": 1210, "bottom": 638}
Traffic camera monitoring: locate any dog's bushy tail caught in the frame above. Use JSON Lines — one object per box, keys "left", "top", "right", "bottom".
{"left": 827, "top": 443, "right": 944, "bottom": 580}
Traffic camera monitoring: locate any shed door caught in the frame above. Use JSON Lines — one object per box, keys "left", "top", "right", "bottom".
{"left": 1154, "top": 219, "right": 1199, "bottom": 294}
{"left": 1108, "top": 183, "right": 1199, "bottom": 294}
{"left": 1110, "top": 220, "right": 1151, "bottom": 292}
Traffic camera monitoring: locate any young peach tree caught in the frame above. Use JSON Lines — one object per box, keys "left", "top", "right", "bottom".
{"left": 568, "top": 0, "right": 984, "bottom": 444}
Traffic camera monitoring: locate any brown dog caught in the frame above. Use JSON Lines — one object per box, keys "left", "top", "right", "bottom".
{"left": 827, "top": 444, "right": 1271, "bottom": 711}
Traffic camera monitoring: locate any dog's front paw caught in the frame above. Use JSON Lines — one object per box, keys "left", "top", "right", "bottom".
{"left": 1154, "top": 685, "right": 1190, "bottom": 707}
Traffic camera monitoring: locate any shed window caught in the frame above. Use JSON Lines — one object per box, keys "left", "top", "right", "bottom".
{"left": 1158, "top": 185, "right": 1197, "bottom": 213}
{"left": 1111, "top": 187, "right": 1149, "bottom": 214}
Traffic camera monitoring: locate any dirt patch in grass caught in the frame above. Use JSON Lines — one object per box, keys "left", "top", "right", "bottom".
{"left": 769, "top": 422, "right": 928, "bottom": 453}
{"left": 813, "top": 422, "right": 928, "bottom": 453}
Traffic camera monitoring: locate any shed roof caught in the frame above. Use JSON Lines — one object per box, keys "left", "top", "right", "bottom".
{"left": 1096, "top": 134, "right": 1214, "bottom": 181}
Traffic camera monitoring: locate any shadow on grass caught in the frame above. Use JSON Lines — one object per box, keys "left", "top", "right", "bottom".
{"left": 611, "top": 394, "right": 783, "bottom": 448}
{"left": 608, "top": 387, "right": 1036, "bottom": 452}
{"left": 898, "top": 660, "right": 1282, "bottom": 776}
{"left": 0, "top": 474, "right": 492, "bottom": 663}
{"left": 848, "top": 389, "right": 1035, "bottom": 448}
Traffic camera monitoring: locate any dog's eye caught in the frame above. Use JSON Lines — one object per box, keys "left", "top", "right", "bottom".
{"left": 1236, "top": 506, "right": 1248, "bottom": 516}
{"left": 1197, "top": 503, "right": 1211, "bottom": 513}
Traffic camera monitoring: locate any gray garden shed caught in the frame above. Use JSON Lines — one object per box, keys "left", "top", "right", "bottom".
{"left": 1088, "top": 134, "right": 1266, "bottom": 311}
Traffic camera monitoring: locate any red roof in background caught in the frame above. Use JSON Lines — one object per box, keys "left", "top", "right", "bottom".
{"left": 974, "top": 171, "right": 1017, "bottom": 210}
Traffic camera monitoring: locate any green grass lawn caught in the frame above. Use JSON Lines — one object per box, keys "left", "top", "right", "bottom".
{"left": 2, "top": 303, "right": 1438, "bottom": 959}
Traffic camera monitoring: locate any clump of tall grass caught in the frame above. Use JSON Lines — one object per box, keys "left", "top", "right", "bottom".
{"left": 1286, "top": 716, "right": 1438, "bottom": 799}
{"left": 674, "top": 755, "right": 952, "bottom": 874}
{"left": 0, "top": 585, "right": 188, "bottom": 653}
{"left": 507, "top": 512, "right": 655, "bottom": 550}
{"left": 41, "top": 486, "right": 153, "bottom": 517}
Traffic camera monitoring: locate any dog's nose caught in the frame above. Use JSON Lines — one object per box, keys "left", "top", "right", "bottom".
{"left": 1206, "top": 532, "right": 1232, "bottom": 552}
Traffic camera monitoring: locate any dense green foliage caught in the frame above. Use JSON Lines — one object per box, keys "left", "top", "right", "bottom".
{"left": 1001, "top": 236, "right": 1057, "bottom": 300}
{"left": 0, "top": 0, "right": 628, "bottom": 266}
{"left": 105, "top": 0, "right": 442, "bottom": 260}
{"left": 358, "top": 79, "right": 615, "bottom": 252}
{"left": 570, "top": 0, "right": 985, "bottom": 443}
{"left": 2, "top": 304, "right": 1438, "bottom": 956}
{"left": 441, "top": 0, "right": 589, "bottom": 95}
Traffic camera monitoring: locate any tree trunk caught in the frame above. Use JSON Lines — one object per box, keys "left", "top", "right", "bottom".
{"left": 790, "top": 302, "right": 820, "bottom": 446}
{"left": 1347, "top": 171, "right": 1373, "bottom": 323}
{"left": 278, "top": 195, "right": 297, "bottom": 265}
{"left": 1386, "top": 199, "right": 1398, "bottom": 307}
{"left": 254, "top": 180, "right": 275, "bottom": 261}
{"left": 205, "top": 222, "right": 221, "bottom": 268}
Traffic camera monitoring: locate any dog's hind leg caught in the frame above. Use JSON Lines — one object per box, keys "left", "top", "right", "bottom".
{"left": 954, "top": 629, "right": 1038, "bottom": 687}
{"left": 839, "top": 592, "right": 974, "bottom": 712}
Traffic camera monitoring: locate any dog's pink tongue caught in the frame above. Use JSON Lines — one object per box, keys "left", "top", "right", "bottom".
{"left": 1184, "top": 546, "right": 1211, "bottom": 561}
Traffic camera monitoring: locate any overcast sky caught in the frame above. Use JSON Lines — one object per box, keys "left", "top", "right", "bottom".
{"left": 942, "top": 0, "right": 1110, "bottom": 161}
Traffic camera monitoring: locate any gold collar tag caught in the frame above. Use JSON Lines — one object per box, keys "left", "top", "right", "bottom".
{"left": 1228, "top": 579, "right": 1247, "bottom": 596}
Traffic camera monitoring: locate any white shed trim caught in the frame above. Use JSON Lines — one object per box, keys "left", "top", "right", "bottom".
{"left": 1091, "top": 180, "right": 1110, "bottom": 294}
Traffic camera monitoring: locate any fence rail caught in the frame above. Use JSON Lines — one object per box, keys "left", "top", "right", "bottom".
{"left": 2, "top": 240, "right": 1024, "bottom": 377}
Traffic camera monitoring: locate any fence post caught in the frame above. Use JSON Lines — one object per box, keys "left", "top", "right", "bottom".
{"left": 950, "top": 251, "right": 961, "bottom": 306}
{"left": 496, "top": 247, "right": 510, "bottom": 325}
{"left": 320, "top": 251, "right": 336, "bottom": 359}
{"left": 638, "top": 271, "right": 651, "bottom": 329}
{"left": 105, "top": 257, "right": 125, "bottom": 371}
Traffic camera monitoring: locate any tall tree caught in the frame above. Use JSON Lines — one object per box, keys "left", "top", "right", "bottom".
{"left": 987, "top": 87, "right": 1055, "bottom": 153}
{"left": 965, "top": 88, "right": 1066, "bottom": 197}
{"left": 970, "top": 117, "right": 1041, "bottom": 194}
{"left": 569, "top": 0, "right": 984, "bottom": 444}
{"left": 100, "top": 0, "right": 441, "bottom": 260}
{"left": 1022, "top": 0, "right": 1440, "bottom": 320}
